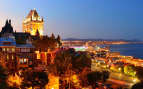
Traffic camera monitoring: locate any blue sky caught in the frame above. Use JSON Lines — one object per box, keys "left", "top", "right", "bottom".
{"left": 0, "top": 0, "right": 143, "bottom": 40}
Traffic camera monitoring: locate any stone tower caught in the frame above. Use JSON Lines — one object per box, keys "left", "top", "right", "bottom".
{"left": 23, "top": 9, "right": 44, "bottom": 36}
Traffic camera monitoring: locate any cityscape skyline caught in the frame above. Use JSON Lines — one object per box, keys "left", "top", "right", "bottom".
{"left": 0, "top": 1, "right": 143, "bottom": 89}
{"left": 0, "top": 0, "right": 143, "bottom": 40}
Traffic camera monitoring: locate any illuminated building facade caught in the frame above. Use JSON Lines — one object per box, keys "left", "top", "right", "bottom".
{"left": 23, "top": 9, "right": 44, "bottom": 36}
{"left": 0, "top": 20, "right": 36, "bottom": 70}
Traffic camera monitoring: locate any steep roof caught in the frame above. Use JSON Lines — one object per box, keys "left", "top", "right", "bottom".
{"left": 1, "top": 20, "right": 14, "bottom": 34}
{"left": 0, "top": 37, "right": 16, "bottom": 46}
{"left": 26, "top": 9, "right": 39, "bottom": 19}
{"left": 14, "top": 33, "right": 30, "bottom": 45}
{"left": 16, "top": 44, "right": 34, "bottom": 48}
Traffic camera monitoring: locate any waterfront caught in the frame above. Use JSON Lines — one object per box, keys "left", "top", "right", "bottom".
{"left": 0, "top": 0, "right": 143, "bottom": 88}
{"left": 109, "top": 44, "right": 143, "bottom": 59}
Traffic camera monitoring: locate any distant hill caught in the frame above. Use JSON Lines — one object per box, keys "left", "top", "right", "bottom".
{"left": 63, "top": 38, "right": 142, "bottom": 42}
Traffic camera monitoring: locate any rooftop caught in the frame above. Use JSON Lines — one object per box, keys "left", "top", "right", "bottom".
{"left": 26, "top": 9, "right": 39, "bottom": 19}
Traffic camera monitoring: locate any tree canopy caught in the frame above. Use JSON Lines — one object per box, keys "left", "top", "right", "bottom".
{"left": 87, "top": 71, "right": 110, "bottom": 89}
{"left": 21, "top": 70, "right": 49, "bottom": 89}
{"left": 132, "top": 82, "right": 143, "bottom": 89}
{"left": 32, "top": 35, "right": 61, "bottom": 51}
{"left": 0, "top": 65, "right": 8, "bottom": 89}
{"left": 49, "top": 48, "right": 91, "bottom": 76}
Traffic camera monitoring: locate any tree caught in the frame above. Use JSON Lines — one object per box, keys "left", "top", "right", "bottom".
{"left": 131, "top": 66, "right": 143, "bottom": 89}
{"left": 33, "top": 37, "right": 57, "bottom": 51}
{"left": 72, "top": 51, "right": 91, "bottom": 73}
{"left": 87, "top": 71, "right": 102, "bottom": 89}
{"left": 131, "top": 82, "right": 143, "bottom": 89}
{"left": 51, "top": 49, "right": 72, "bottom": 76}
{"left": 57, "top": 35, "right": 61, "bottom": 41}
{"left": 102, "top": 71, "right": 110, "bottom": 82}
{"left": 135, "top": 66, "right": 143, "bottom": 81}
{"left": 51, "top": 33, "right": 55, "bottom": 39}
{"left": 86, "top": 71, "right": 110, "bottom": 88}
{"left": 48, "top": 48, "right": 92, "bottom": 89}
{"left": 8, "top": 86, "right": 19, "bottom": 89}
{"left": 56, "top": 35, "right": 62, "bottom": 47}
{"left": 79, "top": 67, "right": 90, "bottom": 87}
{"left": 21, "top": 70, "right": 49, "bottom": 89}
{"left": 7, "top": 73, "right": 23, "bottom": 89}
{"left": 49, "top": 48, "right": 91, "bottom": 75}
{"left": 32, "top": 35, "right": 60, "bottom": 51}
{"left": 0, "top": 65, "right": 8, "bottom": 89}
{"left": 124, "top": 64, "right": 136, "bottom": 77}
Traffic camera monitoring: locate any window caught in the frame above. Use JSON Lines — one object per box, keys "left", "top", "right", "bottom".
{"left": 20, "top": 59, "right": 23, "bottom": 64}
{"left": 37, "top": 53, "right": 41, "bottom": 59}
{"left": 27, "top": 48, "right": 30, "bottom": 52}
{"left": 2, "top": 48, "right": 5, "bottom": 51}
{"left": 19, "top": 58, "right": 27, "bottom": 64}
{"left": 12, "top": 48, "right": 15, "bottom": 52}
{"left": 7, "top": 48, "right": 9, "bottom": 52}
{"left": 24, "top": 59, "right": 27, "bottom": 63}
{"left": 21, "top": 48, "right": 26, "bottom": 52}
{"left": 7, "top": 55, "right": 9, "bottom": 60}
{"left": 12, "top": 55, "right": 14, "bottom": 60}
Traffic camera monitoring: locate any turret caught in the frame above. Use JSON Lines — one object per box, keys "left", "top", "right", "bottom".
{"left": 51, "top": 33, "right": 55, "bottom": 39}
{"left": 36, "top": 30, "right": 40, "bottom": 37}
{"left": 1, "top": 19, "right": 14, "bottom": 34}
{"left": 23, "top": 9, "right": 44, "bottom": 36}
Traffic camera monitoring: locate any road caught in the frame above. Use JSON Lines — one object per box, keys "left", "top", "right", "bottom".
{"left": 93, "top": 66, "right": 139, "bottom": 88}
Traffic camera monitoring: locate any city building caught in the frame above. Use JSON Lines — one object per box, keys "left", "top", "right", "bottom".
{"left": 23, "top": 9, "right": 44, "bottom": 36}
{"left": 0, "top": 8, "right": 62, "bottom": 71}
{"left": 0, "top": 20, "right": 35, "bottom": 70}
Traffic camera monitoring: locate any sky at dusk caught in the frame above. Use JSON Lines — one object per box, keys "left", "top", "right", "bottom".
{"left": 0, "top": 0, "right": 143, "bottom": 40}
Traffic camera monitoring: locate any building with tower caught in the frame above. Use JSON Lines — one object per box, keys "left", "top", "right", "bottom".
{"left": 0, "top": 19, "right": 61, "bottom": 70}
{"left": 0, "top": 20, "right": 35, "bottom": 70}
{"left": 0, "top": 9, "right": 61, "bottom": 70}
{"left": 23, "top": 9, "right": 44, "bottom": 36}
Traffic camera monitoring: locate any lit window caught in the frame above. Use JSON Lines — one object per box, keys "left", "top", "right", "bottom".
{"left": 20, "top": 59, "right": 23, "bottom": 64}
{"left": 24, "top": 59, "right": 27, "bottom": 63}
{"left": 12, "top": 48, "right": 15, "bottom": 52}
{"left": 12, "top": 55, "right": 14, "bottom": 60}
{"left": 3, "top": 48, "right": 5, "bottom": 51}
{"left": 7, "top": 48, "right": 9, "bottom": 52}
{"left": 7, "top": 55, "right": 9, "bottom": 59}
{"left": 37, "top": 53, "right": 40, "bottom": 59}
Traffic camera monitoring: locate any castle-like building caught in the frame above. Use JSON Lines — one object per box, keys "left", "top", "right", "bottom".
{"left": 0, "top": 9, "right": 61, "bottom": 71}
{"left": 23, "top": 9, "right": 44, "bottom": 36}
{"left": 0, "top": 20, "right": 35, "bottom": 70}
{"left": 0, "top": 20, "right": 60, "bottom": 71}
